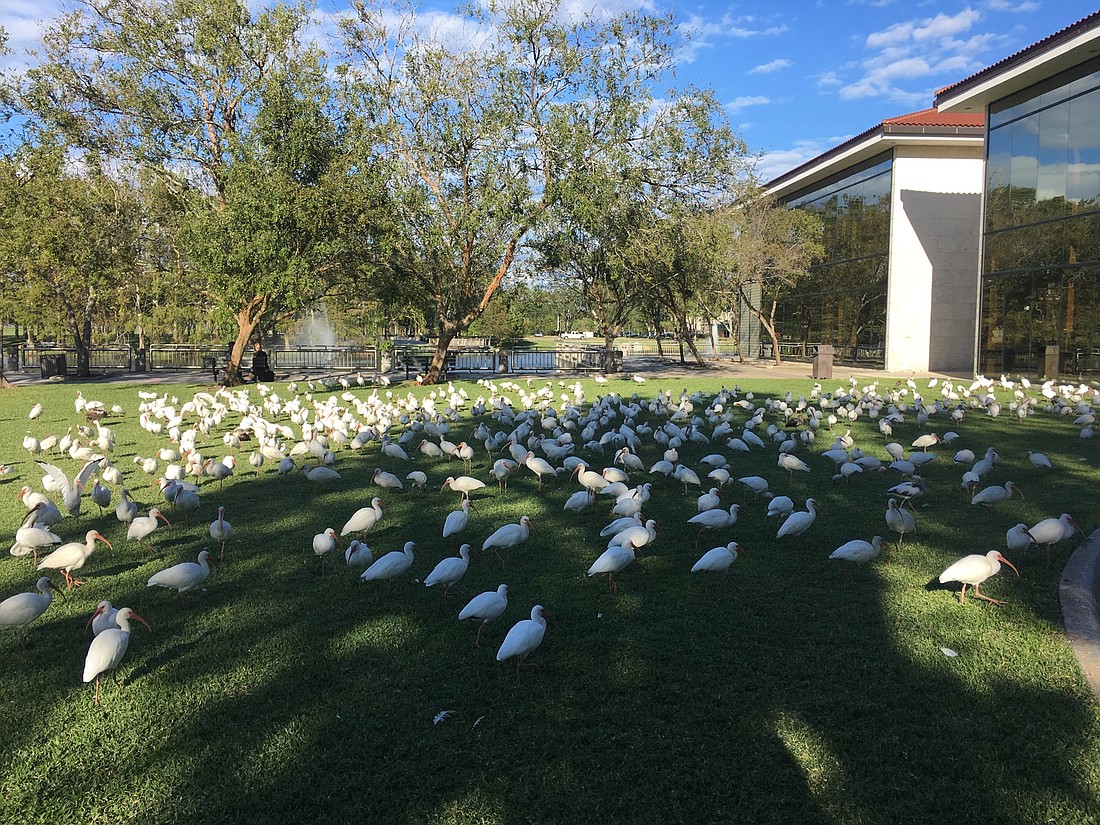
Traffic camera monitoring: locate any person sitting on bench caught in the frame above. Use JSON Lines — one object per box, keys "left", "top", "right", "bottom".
{"left": 251, "top": 340, "right": 275, "bottom": 383}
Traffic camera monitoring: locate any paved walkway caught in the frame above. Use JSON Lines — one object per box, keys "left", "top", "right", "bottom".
{"left": 4, "top": 356, "right": 1099, "bottom": 698}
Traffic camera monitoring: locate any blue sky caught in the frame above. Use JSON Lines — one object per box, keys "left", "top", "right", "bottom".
{"left": 2, "top": 1, "right": 1097, "bottom": 180}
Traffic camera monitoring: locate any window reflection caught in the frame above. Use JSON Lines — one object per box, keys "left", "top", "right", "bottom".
{"left": 981, "top": 57, "right": 1100, "bottom": 376}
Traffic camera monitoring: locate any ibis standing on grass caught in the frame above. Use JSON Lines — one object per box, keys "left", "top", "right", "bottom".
{"left": 928, "top": 551, "right": 1019, "bottom": 605}
{"left": 497, "top": 604, "right": 550, "bottom": 683}
{"left": 147, "top": 550, "right": 215, "bottom": 600}
{"left": 0, "top": 576, "right": 63, "bottom": 641}
{"left": 459, "top": 584, "right": 509, "bottom": 647}
{"left": 37, "top": 530, "right": 112, "bottom": 589}
{"left": 82, "top": 607, "right": 152, "bottom": 703}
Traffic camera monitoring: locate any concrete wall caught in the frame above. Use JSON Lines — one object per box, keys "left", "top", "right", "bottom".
{"left": 886, "top": 146, "right": 984, "bottom": 373}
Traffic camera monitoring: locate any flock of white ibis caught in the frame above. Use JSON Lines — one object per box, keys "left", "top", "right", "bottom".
{"left": 1, "top": 371, "right": 1096, "bottom": 694}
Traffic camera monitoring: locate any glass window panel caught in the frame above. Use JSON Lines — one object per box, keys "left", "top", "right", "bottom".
{"left": 1067, "top": 213, "right": 1100, "bottom": 267}
{"left": 1009, "top": 118, "right": 1039, "bottom": 219}
{"left": 986, "top": 126, "right": 1013, "bottom": 231}
{"left": 1037, "top": 102, "right": 1070, "bottom": 207}
{"left": 1067, "top": 90, "right": 1100, "bottom": 207}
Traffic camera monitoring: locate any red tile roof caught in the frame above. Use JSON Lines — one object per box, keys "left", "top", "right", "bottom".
{"left": 882, "top": 108, "right": 984, "bottom": 128}
{"left": 936, "top": 11, "right": 1100, "bottom": 100}
{"left": 764, "top": 109, "right": 983, "bottom": 190}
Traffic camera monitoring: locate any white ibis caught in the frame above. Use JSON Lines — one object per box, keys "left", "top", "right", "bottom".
{"left": 147, "top": 550, "right": 215, "bottom": 599}
{"left": 1025, "top": 450, "right": 1052, "bottom": 470}
{"left": 691, "top": 542, "right": 740, "bottom": 575}
{"left": 37, "top": 458, "right": 102, "bottom": 517}
{"left": 115, "top": 489, "right": 139, "bottom": 526}
{"left": 687, "top": 505, "right": 740, "bottom": 544}
{"left": 459, "top": 584, "right": 509, "bottom": 646}
{"left": 930, "top": 550, "right": 1019, "bottom": 605}
{"left": 443, "top": 499, "right": 473, "bottom": 539}
{"left": 1005, "top": 524, "right": 1034, "bottom": 555}
{"left": 971, "top": 481, "right": 1022, "bottom": 511}
{"left": 209, "top": 506, "right": 232, "bottom": 559}
{"left": 482, "top": 516, "right": 533, "bottom": 565}
{"left": 885, "top": 498, "right": 917, "bottom": 546}
{"left": 82, "top": 607, "right": 152, "bottom": 703}
{"left": 911, "top": 433, "right": 940, "bottom": 451}
{"left": 607, "top": 518, "right": 658, "bottom": 552}
{"left": 301, "top": 464, "right": 341, "bottom": 484}
{"left": 496, "top": 604, "right": 550, "bottom": 683}
{"left": 587, "top": 544, "right": 637, "bottom": 593}
{"left": 571, "top": 464, "right": 609, "bottom": 492}
{"left": 738, "top": 476, "right": 770, "bottom": 498}
{"left": 344, "top": 539, "right": 373, "bottom": 572}
{"left": 610, "top": 484, "right": 651, "bottom": 518}
{"left": 602, "top": 465, "right": 630, "bottom": 485}
{"left": 766, "top": 495, "right": 794, "bottom": 520}
{"left": 424, "top": 544, "right": 471, "bottom": 595}
{"left": 599, "top": 514, "right": 642, "bottom": 538}
{"left": 776, "top": 499, "right": 820, "bottom": 539}
{"left": 697, "top": 487, "right": 722, "bottom": 513}
{"left": 441, "top": 476, "right": 486, "bottom": 497}
{"left": 673, "top": 464, "right": 702, "bottom": 493}
{"left": 830, "top": 536, "right": 884, "bottom": 565}
{"left": 13, "top": 504, "right": 63, "bottom": 562}
{"left": 563, "top": 489, "right": 595, "bottom": 512}
{"left": 1028, "top": 514, "right": 1082, "bottom": 561}
{"left": 128, "top": 508, "right": 170, "bottom": 556}
{"left": 17, "top": 487, "right": 63, "bottom": 525}
{"left": 90, "top": 481, "right": 112, "bottom": 514}
{"left": 490, "top": 460, "right": 517, "bottom": 491}
{"left": 523, "top": 452, "right": 557, "bottom": 491}
{"left": 0, "top": 576, "right": 63, "bottom": 640}
{"left": 405, "top": 470, "right": 428, "bottom": 493}
{"left": 341, "top": 497, "right": 384, "bottom": 537}
{"left": 89, "top": 600, "right": 119, "bottom": 636}
{"left": 372, "top": 468, "right": 404, "bottom": 491}
{"left": 312, "top": 529, "right": 339, "bottom": 571}
{"left": 37, "top": 530, "right": 112, "bottom": 589}
{"left": 360, "top": 539, "right": 417, "bottom": 589}
{"left": 777, "top": 453, "right": 810, "bottom": 480}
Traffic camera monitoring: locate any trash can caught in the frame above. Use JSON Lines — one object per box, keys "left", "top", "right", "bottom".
{"left": 41, "top": 353, "right": 67, "bottom": 378}
{"left": 134, "top": 349, "right": 147, "bottom": 372}
{"left": 813, "top": 344, "right": 834, "bottom": 380}
{"left": 1043, "top": 345, "right": 1059, "bottom": 378}
{"left": 4, "top": 349, "right": 17, "bottom": 372}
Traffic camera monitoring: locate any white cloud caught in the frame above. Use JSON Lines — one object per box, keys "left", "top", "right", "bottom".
{"left": 987, "top": 0, "right": 1040, "bottom": 12}
{"left": 725, "top": 95, "right": 771, "bottom": 113}
{"left": 757, "top": 139, "right": 842, "bottom": 182}
{"left": 749, "top": 58, "right": 792, "bottom": 74}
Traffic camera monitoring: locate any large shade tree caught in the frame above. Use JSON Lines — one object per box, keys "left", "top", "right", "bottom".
{"left": 340, "top": 0, "right": 743, "bottom": 383}
{"left": 21, "top": 0, "right": 378, "bottom": 383}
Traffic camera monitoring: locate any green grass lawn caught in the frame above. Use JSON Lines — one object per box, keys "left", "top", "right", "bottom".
{"left": 1, "top": 374, "right": 1098, "bottom": 824}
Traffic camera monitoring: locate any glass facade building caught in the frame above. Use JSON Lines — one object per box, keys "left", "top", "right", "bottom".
{"left": 781, "top": 155, "right": 892, "bottom": 366}
{"left": 979, "top": 56, "right": 1100, "bottom": 376}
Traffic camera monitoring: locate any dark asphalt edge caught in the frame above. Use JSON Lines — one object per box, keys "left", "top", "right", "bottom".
{"left": 1060, "top": 528, "right": 1100, "bottom": 700}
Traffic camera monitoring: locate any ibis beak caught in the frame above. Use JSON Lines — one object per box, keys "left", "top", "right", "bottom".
{"left": 541, "top": 609, "right": 556, "bottom": 627}
{"left": 997, "top": 554, "right": 1020, "bottom": 576}
{"left": 49, "top": 580, "right": 66, "bottom": 599}
{"left": 93, "top": 532, "right": 113, "bottom": 550}
{"left": 129, "top": 611, "right": 153, "bottom": 632}
{"left": 156, "top": 512, "right": 171, "bottom": 525}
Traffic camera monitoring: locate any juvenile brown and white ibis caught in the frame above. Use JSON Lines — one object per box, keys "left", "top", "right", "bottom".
{"left": 497, "top": 604, "right": 550, "bottom": 683}
{"left": 37, "top": 530, "right": 112, "bottom": 589}
{"left": 82, "top": 607, "right": 152, "bottom": 703}
{"left": 0, "top": 576, "right": 63, "bottom": 641}
{"left": 424, "top": 544, "right": 471, "bottom": 595}
{"left": 459, "top": 584, "right": 509, "bottom": 646}
{"left": 929, "top": 550, "right": 1019, "bottom": 605}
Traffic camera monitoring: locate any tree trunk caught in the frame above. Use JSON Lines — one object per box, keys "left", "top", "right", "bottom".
{"left": 603, "top": 332, "right": 617, "bottom": 373}
{"left": 221, "top": 298, "right": 266, "bottom": 385}
{"left": 423, "top": 328, "right": 456, "bottom": 385}
{"left": 738, "top": 285, "right": 782, "bottom": 365}
{"left": 677, "top": 319, "right": 705, "bottom": 366}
